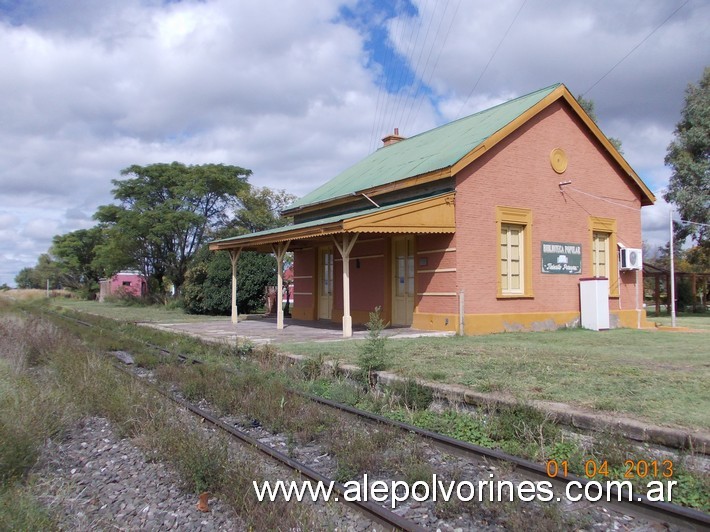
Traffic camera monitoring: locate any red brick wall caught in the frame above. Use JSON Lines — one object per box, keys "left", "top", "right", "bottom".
{"left": 333, "top": 236, "right": 387, "bottom": 317}
{"left": 415, "top": 233, "right": 458, "bottom": 314}
{"left": 454, "top": 101, "right": 644, "bottom": 316}
{"left": 292, "top": 248, "right": 315, "bottom": 317}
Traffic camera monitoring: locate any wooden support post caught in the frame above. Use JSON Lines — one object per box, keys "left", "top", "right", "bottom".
{"left": 691, "top": 273, "right": 697, "bottom": 312}
{"left": 333, "top": 233, "right": 359, "bottom": 338}
{"left": 272, "top": 241, "right": 291, "bottom": 330}
{"left": 229, "top": 248, "right": 242, "bottom": 324}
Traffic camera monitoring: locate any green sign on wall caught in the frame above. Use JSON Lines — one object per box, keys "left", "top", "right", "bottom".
{"left": 541, "top": 241, "right": 582, "bottom": 274}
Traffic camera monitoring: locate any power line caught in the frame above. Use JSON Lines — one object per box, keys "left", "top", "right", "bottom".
{"left": 404, "top": 0, "right": 462, "bottom": 133}
{"left": 369, "top": 10, "right": 404, "bottom": 153}
{"left": 383, "top": 6, "right": 421, "bottom": 146}
{"left": 566, "top": 186, "right": 640, "bottom": 212}
{"left": 456, "top": 0, "right": 528, "bottom": 119}
{"left": 398, "top": 0, "right": 439, "bottom": 132}
{"left": 582, "top": 0, "right": 690, "bottom": 96}
{"left": 391, "top": 0, "right": 431, "bottom": 131}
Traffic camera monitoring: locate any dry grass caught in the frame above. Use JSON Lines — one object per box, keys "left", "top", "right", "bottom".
{"left": 0, "top": 289, "right": 73, "bottom": 301}
{"left": 0, "top": 305, "right": 330, "bottom": 529}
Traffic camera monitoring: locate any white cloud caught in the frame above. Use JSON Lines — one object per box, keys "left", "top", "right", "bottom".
{"left": 0, "top": 0, "right": 707, "bottom": 285}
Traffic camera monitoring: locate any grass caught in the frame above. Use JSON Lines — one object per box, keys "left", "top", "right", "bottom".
{"left": 49, "top": 298, "right": 227, "bottom": 323}
{"left": 284, "top": 327, "right": 710, "bottom": 430}
{"left": 0, "top": 304, "right": 328, "bottom": 529}
{"left": 651, "top": 312, "right": 710, "bottom": 331}
{"left": 11, "top": 300, "right": 710, "bottom": 514}
{"left": 31, "top": 296, "right": 710, "bottom": 430}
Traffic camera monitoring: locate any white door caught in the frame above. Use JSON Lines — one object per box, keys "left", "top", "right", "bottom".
{"left": 392, "top": 236, "right": 414, "bottom": 326}
{"left": 318, "top": 247, "right": 334, "bottom": 319}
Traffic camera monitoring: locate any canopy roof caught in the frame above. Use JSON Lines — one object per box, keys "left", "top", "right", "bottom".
{"left": 209, "top": 192, "right": 455, "bottom": 252}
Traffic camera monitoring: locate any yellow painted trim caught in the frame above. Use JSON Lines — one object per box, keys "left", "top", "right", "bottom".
{"left": 291, "top": 306, "right": 316, "bottom": 321}
{"left": 330, "top": 308, "right": 372, "bottom": 326}
{"left": 417, "top": 247, "right": 456, "bottom": 254}
{"left": 418, "top": 268, "right": 456, "bottom": 273}
{"left": 412, "top": 312, "right": 458, "bottom": 333}
{"left": 588, "top": 216, "right": 619, "bottom": 297}
{"left": 559, "top": 90, "right": 655, "bottom": 206}
{"left": 450, "top": 85, "right": 655, "bottom": 206}
{"left": 612, "top": 309, "right": 652, "bottom": 329}
{"left": 210, "top": 193, "right": 455, "bottom": 252}
{"left": 344, "top": 192, "right": 455, "bottom": 233}
{"left": 496, "top": 206, "right": 534, "bottom": 298}
{"left": 464, "top": 311, "right": 580, "bottom": 335}
{"left": 417, "top": 292, "right": 458, "bottom": 296}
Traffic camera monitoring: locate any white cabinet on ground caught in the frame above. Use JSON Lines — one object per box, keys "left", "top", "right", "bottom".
{"left": 579, "top": 278, "right": 610, "bottom": 331}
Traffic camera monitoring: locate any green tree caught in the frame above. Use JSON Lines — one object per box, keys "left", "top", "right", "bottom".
{"left": 50, "top": 226, "right": 105, "bottom": 295}
{"left": 94, "top": 162, "right": 251, "bottom": 295}
{"left": 232, "top": 186, "right": 296, "bottom": 233}
{"left": 14, "top": 255, "right": 62, "bottom": 289}
{"left": 182, "top": 248, "right": 276, "bottom": 314}
{"left": 182, "top": 186, "right": 293, "bottom": 315}
{"left": 664, "top": 67, "right": 710, "bottom": 263}
{"left": 15, "top": 268, "right": 37, "bottom": 289}
{"left": 576, "top": 95, "right": 624, "bottom": 153}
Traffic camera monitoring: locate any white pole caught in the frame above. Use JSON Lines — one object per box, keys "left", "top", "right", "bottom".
{"left": 669, "top": 210, "right": 676, "bottom": 328}
{"left": 640, "top": 270, "right": 642, "bottom": 329}
{"left": 230, "top": 249, "right": 242, "bottom": 325}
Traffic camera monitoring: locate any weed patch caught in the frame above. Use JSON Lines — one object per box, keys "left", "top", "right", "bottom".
{"left": 388, "top": 378, "right": 434, "bottom": 411}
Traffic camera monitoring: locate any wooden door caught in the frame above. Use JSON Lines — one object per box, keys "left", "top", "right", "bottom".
{"left": 392, "top": 236, "right": 414, "bottom": 326}
{"left": 318, "top": 247, "right": 334, "bottom": 319}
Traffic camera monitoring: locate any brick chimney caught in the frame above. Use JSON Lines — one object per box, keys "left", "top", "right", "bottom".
{"left": 382, "top": 127, "right": 405, "bottom": 147}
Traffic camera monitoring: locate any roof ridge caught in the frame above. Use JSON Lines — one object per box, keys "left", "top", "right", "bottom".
{"left": 391, "top": 83, "right": 563, "bottom": 145}
{"left": 285, "top": 83, "right": 566, "bottom": 213}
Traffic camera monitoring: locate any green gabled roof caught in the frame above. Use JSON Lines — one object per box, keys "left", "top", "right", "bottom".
{"left": 286, "top": 84, "right": 562, "bottom": 212}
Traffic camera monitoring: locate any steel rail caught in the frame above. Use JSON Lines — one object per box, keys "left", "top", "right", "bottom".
{"left": 111, "top": 364, "right": 425, "bottom": 532}
{"left": 41, "top": 307, "right": 710, "bottom": 530}
{"left": 302, "top": 393, "right": 710, "bottom": 530}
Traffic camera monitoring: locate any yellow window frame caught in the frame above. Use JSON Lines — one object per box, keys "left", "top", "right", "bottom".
{"left": 588, "top": 216, "right": 619, "bottom": 297}
{"left": 496, "top": 206, "right": 533, "bottom": 298}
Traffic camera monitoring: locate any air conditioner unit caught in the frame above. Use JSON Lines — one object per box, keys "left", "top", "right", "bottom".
{"left": 619, "top": 248, "right": 642, "bottom": 270}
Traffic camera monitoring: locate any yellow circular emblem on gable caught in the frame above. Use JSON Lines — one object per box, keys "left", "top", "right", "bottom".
{"left": 550, "top": 148, "right": 568, "bottom": 174}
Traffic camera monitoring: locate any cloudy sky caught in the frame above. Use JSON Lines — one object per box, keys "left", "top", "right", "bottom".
{"left": 1, "top": 0, "right": 708, "bottom": 286}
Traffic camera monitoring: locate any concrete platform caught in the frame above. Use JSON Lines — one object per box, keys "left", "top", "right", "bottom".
{"left": 139, "top": 315, "right": 709, "bottom": 455}
{"left": 143, "top": 315, "right": 455, "bottom": 345}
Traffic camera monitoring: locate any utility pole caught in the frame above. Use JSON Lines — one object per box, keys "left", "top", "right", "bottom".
{"left": 669, "top": 210, "right": 676, "bottom": 327}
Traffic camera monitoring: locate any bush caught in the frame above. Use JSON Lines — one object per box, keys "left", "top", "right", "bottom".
{"left": 182, "top": 248, "right": 276, "bottom": 315}
{"left": 358, "top": 307, "right": 388, "bottom": 374}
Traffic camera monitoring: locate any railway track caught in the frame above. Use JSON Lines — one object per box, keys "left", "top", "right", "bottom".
{"left": 39, "top": 307, "right": 710, "bottom": 530}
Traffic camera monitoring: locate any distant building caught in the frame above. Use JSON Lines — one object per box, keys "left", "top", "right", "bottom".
{"left": 211, "top": 84, "right": 655, "bottom": 336}
{"left": 98, "top": 271, "right": 148, "bottom": 302}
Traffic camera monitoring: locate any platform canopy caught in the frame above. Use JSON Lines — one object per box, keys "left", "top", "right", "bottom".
{"left": 209, "top": 191, "right": 455, "bottom": 253}
{"left": 209, "top": 191, "right": 455, "bottom": 338}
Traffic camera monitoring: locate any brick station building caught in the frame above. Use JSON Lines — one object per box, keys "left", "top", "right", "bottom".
{"left": 210, "top": 84, "right": 655, "bottom": 337}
